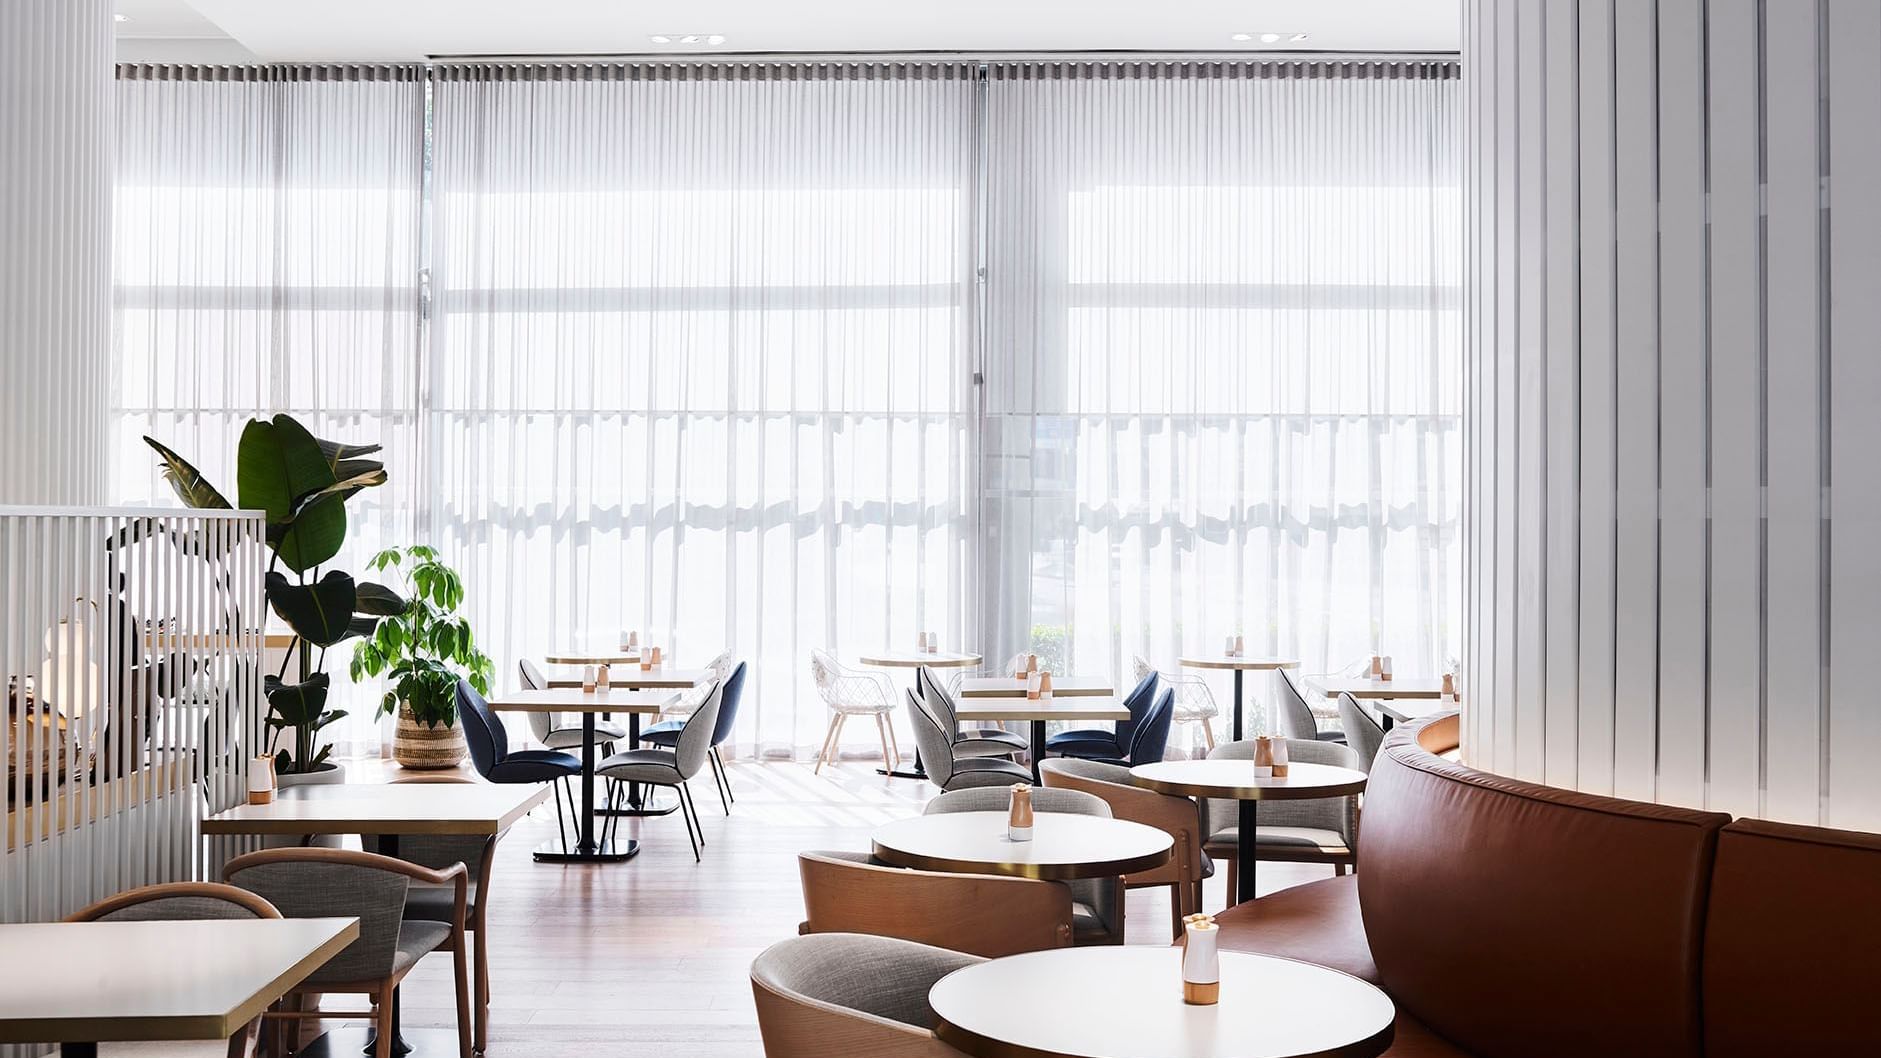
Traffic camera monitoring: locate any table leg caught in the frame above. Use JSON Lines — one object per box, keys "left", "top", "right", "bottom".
{"left": 60, "top": 1044, "right": 97, "bottom": 1058}
{"left": 1029, "top": 720, "right": 1047, "bottom": 783}
{"left": 533, "top": 711, "right": 637, "bottom": 863}
{"left": 366, "top": 835, "right": 412, "bottom": 1057}
{"left": 1231, "top": 669, "right": 1246, "bottom": 742}
{"left": 1236, "top": 799, "right": 1259, "bottom": 904}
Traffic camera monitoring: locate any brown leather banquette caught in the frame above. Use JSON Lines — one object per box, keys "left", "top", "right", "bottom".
{"left": 1213, "top": 713, "right": 1881, "bottom": 1057}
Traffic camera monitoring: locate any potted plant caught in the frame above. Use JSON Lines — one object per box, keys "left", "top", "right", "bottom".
{"left": 349, "top": 546, "right": 493, "bottom": 769}
{"left": 143, "top": 415, "right": 408, "bottom": 785}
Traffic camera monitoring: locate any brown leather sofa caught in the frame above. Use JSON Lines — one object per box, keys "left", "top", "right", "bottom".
{"left": 1213, "top": 713, "right": 1881, "bottom": 1057}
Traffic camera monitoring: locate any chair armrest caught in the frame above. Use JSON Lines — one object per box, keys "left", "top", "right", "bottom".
{"left": 798, "top": 852, "right": 1071, "bottom": 959}
{"left": 223, "top": 847, "right": 471, "bottom": 932}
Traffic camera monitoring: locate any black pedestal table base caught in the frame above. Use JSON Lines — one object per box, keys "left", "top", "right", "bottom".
{"left": 1237, "top": 798, "right": 1260, "bottom": 904}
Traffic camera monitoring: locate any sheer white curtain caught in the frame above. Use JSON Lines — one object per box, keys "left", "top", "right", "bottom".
{"left": 112, "top": 65, "right": 425, "bottom": 756}
{"left": 979, "top": 62, "right": 1463, "bottom": 709}
{"left": 429, "top": 63, "right": 978, "bottom": 758}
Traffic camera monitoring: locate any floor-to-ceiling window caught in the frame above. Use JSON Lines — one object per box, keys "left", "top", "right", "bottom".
{"left": 110, "top": 59, "right": 1459, "bottom": 759}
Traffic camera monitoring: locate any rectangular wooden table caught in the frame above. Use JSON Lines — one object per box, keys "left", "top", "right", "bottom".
{"left": 957, "top": 675, "right": 1114, "bottom": 698}
{"left": 488, "top": 688, "right": 681, "bottom": 864}
{"left": 204, "top": 782, "right": 547, "bottom": 1058}
{"left": 1306, "top": 677, "right": 1450, "bottom": 731}
{"left": 955, "top": 697, "right": 1131, "bottom": 781}
{"left": 0, "top": 917, "right": 358, "bottom": 1057}
{"left": 543, "top": 668, "right": 708, "bottom": 690}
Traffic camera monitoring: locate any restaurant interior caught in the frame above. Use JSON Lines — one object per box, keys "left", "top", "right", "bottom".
{"left": 3, "top": 2, "right": 1880, "bottom": 1057}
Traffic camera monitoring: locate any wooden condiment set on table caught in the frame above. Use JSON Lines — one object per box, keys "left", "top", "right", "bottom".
{"left": 1012, "top": 654, "right": 1053, "bottom": 699}
{"left": 1180, "top": 913, "right": 1221, "bottom": 1005}
{"left": 1252, "top": 735, "right": 1289, "bottom": 779}
{"left": 1007, "top": 784, "right": 1033, "bottom": 842}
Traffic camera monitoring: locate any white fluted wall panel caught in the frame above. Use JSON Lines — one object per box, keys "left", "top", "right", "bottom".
{"left": 0, "top": 0, "right": 112, "bottom": 504}
{"left": 1463, "top": 0, "right": 1881, "bottom": 829}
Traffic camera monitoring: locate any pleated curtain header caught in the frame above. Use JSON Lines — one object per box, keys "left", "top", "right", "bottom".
{"left": 118, "top": 58, "right": 1457, "bottom": 86}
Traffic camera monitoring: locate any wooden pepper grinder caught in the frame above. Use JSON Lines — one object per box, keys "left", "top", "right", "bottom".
{"left": 1008, "top": 784, "right": 1034, "bottom": 842}
{"left": 1253, "top": 735, "right": 1275, "bottom": 779}
{"left": 1038, "top": 671, "right": 1054, "bottom": 699}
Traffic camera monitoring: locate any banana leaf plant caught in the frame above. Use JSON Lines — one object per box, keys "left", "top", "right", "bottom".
{"left": 144, "top": 415, "right": 408, "bottom": 774}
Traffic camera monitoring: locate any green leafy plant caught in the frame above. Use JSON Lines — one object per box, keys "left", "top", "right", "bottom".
{"left": 144, "top": 415, "right": 408, "bottom": 774}
{"left": 349, "top": 546, "right": 493, "bottom": 728}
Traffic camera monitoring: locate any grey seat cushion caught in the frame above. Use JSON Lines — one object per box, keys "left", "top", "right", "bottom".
{"left": 954, "top": 735, "right": 1024, "bottom": 758}
{"left": 393, "top": 920, "right": 453, "bottom": 974}
{"left": 542, "top": 722, "right": 627, "bottom": 750}
{"left": 1206, "top": 825, "right": 1352, "bottom": 857}
{"left": 751, "top": 933, "right": 984, "bottom": 1030}
{"left": 944, "top": 757, "right": 1033, "bottom": 788}
{"left": 404, "top": 883, "right": 481, "bottom": 923}
{"left": 597, "top": 747, "right": 683, "bottom": 784}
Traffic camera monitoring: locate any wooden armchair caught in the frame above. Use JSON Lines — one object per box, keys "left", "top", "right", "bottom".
{"left": 1038, "top": 757, "right": 1211, "bottom": 938}
{"left": 797, "top": 850, "right": 1073, "bottom": 957}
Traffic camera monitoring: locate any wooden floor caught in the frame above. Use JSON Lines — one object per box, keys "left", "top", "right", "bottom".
{"left": 130, "top": 760, "right": 1342, "bottom": 1058}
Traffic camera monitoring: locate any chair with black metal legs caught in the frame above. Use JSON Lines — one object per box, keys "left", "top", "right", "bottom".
{"left": 456, "top": 679, "right": 583, "bottom": 854}
{"left": 519, "top": 658, "right": 619, "bottom": 838}
{"left": 597, "top": 676, "right": 725, "bottom": 861}
{"left": 1045, "top": 671, "right": 1161, "bottom": 761}
{"left": 637, "top": 661, "right": 746, "bottom": 814}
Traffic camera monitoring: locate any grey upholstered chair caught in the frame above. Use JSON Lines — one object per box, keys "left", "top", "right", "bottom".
{"left": 224, "top": 846, "right": 472, "bottom": 1058}
{"left": 916, "top": 665, "right": 1027, "bottom": 759}
{"left": 1337, "top": 692, "right": 1387, "bottom": 772}
{"left": 750, "top": 932, "right": 977, "bottom": 1058}
{"left": 798, "top": 851, "right": 1078, "bottom": 957}
{"left": 923, "top": 786, "right": 1123, "bottom": 945}
{"left": 1276, "top": 668, "right": 1345, "bottom": 743}
{"left": 67, "top": 882, "right": 282, "bottom": 1058}
{"left": 905, "top": 689, "right": 1031, "bottom": 791}
{"left": 518, "top": 658, "right": 627, "bottom": 751}
{"left": 367, "top": 774, "right": 501, "bottom": 1056}
{"left": 595, "top": 675, "right": 724, "bottom": 860}
{"left": 1202, "top": 738, "right": 1361, "bottom": 906}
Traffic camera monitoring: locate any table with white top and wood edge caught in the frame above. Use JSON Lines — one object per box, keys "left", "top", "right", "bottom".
{"left": 1129, "top": 759, "right": 1367, "bottom": 905}
{"left": 204, "top": 782, "right": 548, "bottom": 1058}
{"left": 929, "top": 947, "right": 1396, "bottom": 1058}
{"left": 1306, "top": 677, "right": 1449, "bottom": 730}
{"left": 953, "top": 696, "right": 1129, "bottom": 782}
{"left": 487, "top": 688, "right": 681, "bottom": 863}
{"left": 871, "top": 811, "right": 1172, "bottom": 881}
{"left": 1177, "top": 654, "right": 1300, "bottom": 741}
{"left": 858, "top": 649, "right": 982, "bottom": 779}
{"left": 0, "top": 917, "right": 361, "bottom": 1058}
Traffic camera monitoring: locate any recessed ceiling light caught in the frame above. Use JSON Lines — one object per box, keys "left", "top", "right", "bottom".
{"left": 1230, "top": 32, "right": 1253, "bottom": 42}
{"left": 707, "top": 34, "right": 726, "bottom": 45}
{"left": 1259, "top": 32, "right": 1282, "bottom": 43}
{"left": 648, "top": 34, "right": 671, "bottom": 44}
{"left": 1290, "top": 33, "right": 1311, "bottom": 42}
{"left": 114, "top": 13, "right": 130, "bottom": 22}
{"left": 651, "top": 32, "right": 726, "bottom": 46}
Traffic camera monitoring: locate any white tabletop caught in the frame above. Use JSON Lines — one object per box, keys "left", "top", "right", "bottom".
{"left": 871, "top": 811, "right": 1171, "bottom": 881}
{"left": 1374, "top": 698, "right": 1454, "bottom": 724}
{"left": 1129, "top": 760, "right": 1369, "bottom": 802}
{"left": 931, "top": 947, "right": 1395, "bottom": 1058}
{"left": 203, "top": 781, "right": 549, "bottom": 836}
{"left": 857, "top": 650, "right": 982, "bottom": 668}
{"left": 954, "top": 697, "right": 1131, "bottom": 724}
{"left": 1178, "top": 655, "right": 1301, "bottom": 671}
{"left": 489, "top": 688, "right": 680, "bottom": 714}
{"left": 0, "top": 918, "right": 359, "bottom": 1043}
{"left": 1309, "top": 677, "right": 1447, "bottom": 700}
{"left": 544, "top": 667, "right": 709, "bottom": 689}
{"left": 543, "top": 650, "right": 639, "bottom": 666}
{"left": 958, "top": 675, "right": 1113, "bottom": 698}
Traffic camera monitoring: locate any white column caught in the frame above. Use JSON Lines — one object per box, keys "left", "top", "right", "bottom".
{"left": 0, "top": 0, "right": 113, "bottom": 504}
{"left": 1462, "top": 0, "right": 1881, "bottom": 829}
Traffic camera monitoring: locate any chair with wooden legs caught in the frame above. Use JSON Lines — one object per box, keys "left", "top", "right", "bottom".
{"left": 1133, "top": 654, "right": 1220, "bottom": 753}
{"left": 797, "top": 851, "right": 1075, "bottom": 957}
{"left": 224, "top": 847, "right": 473, "bottom": 1058}
{"left": 1204, "top": 737, "right": 1361, "bottom": 907}
{"left": 809, "top": 649, "right": 900, "bottom": 773}
{"left": 369, "top": 773, "right": 500, "bottom": 1056}
{"left": 66, "top": 882, "right": 283, "bottom": 1058}
{"left": 921, "top": 786, "right": 1124, "bottom": 945}
{"left": 1038, "top": 756, "right": 1213, "bottom": 940}
{"left": 751, "top": 932, "right": 975, "bottom": 1058}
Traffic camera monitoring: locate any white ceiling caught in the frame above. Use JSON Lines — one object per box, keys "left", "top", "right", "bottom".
{"left": 115, "top": 0, "right": 1459, "bottom": 63}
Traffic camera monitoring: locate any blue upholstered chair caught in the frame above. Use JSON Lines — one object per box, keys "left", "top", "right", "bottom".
{"left": 1045, "top": 671, "right": 1161, "bottom": 761}
{"left": 638, "top": 661, "right": 746, "bottom": 814}
{"left": 455, "top": 680, "right": 582, "bottom": 853}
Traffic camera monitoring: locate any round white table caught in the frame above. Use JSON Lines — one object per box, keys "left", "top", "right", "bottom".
{"left": 1177, "top": 655, "right": 1300, "bottom": 741}
{"left": 871, "top": 810, "right": 1172, "bottom": 880}
{"left": 930, "top": 946, "right": 1396, "bottom": 1058}
{"left": 1130, "top": 760, "right": 1367, "bottom": 905}
{"left": 857, "top": 649, "right": 983, "bottom": 669}
{"left": 856, "top": 649, "right": 982, "bottom": 778}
